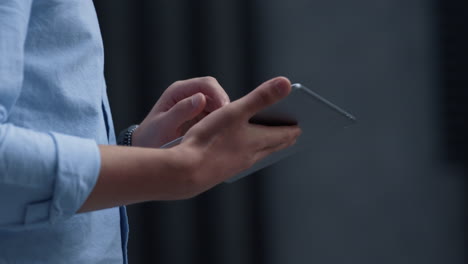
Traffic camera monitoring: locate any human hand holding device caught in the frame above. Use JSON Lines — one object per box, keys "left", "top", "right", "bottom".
{"left": 132, "top": 76, "right": 230, "bottom": 148}
{"left": 169, "top": 77, "right": 301, "bottom": 193}
{"left": 161, "top": 83, "right": 356, "bottom": 182}
{"left": 79, "top": 77, "right": 299, "bottom": 212}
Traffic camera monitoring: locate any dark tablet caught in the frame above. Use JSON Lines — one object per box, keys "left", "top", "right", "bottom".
{"left": 226, "top": 83, "right": 356, "bottom": 182}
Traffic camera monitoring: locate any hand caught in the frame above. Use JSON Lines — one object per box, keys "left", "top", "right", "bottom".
{"left": 132, "top": 76, "right": 230, "bottom": 148}
{"left": 171, "top": 76, "right": 302, "bottom": 197}
{"left": 79, "top": 77, "right": 301, "bottom": 212}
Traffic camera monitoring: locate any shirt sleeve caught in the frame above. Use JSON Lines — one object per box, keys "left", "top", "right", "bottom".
{"left": 0, "top": 0, "right": 101, "bottom": 230}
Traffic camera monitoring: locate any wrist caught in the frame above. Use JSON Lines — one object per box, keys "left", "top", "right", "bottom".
{"left": 161, "top": 145, "right": 204, "bottom": 199}
{"left": 131, "top": 125, "right": 142, "bottom": 146}
{"left": 80, "top": 144, "right": 204, "bottom": 212}
{"left": 117, "top": 124, "right": 139, "bottom": 146}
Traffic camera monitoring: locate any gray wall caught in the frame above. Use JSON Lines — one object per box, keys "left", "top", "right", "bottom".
{"left": 257, "top": 1, "right": 466, "bottom": 263}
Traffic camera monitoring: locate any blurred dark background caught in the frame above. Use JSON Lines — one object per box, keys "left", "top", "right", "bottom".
{"left": 93, "top": 0, "right": 467, "bottom": 263}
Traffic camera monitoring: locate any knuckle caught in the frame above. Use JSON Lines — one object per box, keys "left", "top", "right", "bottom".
{"left": 200, "top": 76, "right": 217, "bottom": 84}
{"left": 171, "top": 80, "right": 183, "bottom": 87}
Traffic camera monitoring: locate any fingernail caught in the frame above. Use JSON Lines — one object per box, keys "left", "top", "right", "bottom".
{"left": 192, "top": 93, "right": 203, "bottom": 108}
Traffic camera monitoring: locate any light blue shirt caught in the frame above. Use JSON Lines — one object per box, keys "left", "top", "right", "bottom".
{"left": 0, "top": 0, "right": 128, "bottom": 263}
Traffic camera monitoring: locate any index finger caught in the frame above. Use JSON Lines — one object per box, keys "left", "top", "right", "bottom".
{"left": 234, "top": 77, "right": 291, "bottom": 118}
{"left": 173, "top": 76, "right": 230, "bottom": 112}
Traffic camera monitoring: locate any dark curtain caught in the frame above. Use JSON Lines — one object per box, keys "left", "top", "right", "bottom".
{"left": 92, "top": 1, "right": 468, "bottom": 263}
{"left": 93, "top": 1, "right": 267, "bottom": 264}
{"left": 438, "top": 0, "right": 468, "bottom": 256}
{"left": 439, "top": 0, "right": 468, "bottom": 167}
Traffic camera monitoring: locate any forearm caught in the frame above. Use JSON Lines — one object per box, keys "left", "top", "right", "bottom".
{"left": 78, "top": 145, "right": 193, "bottom": 213}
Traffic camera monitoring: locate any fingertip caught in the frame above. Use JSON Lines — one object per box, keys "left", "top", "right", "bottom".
{"left": 191, "top": 93, "right": 206, "bottom": 110}
{"left": 295, "top": 126, "right": 302, "bottom": 136}
{"left": 275, "top": 76, "right": 291, "bottom": 85}
{"left": 272, "top": 76, "right": 292, "bottom": 97}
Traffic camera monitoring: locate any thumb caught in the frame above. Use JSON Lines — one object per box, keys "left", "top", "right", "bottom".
{"left": 166, "top": 93, "right": 206, "bottom": 126}
{"left": 235, "top": 77, "right": 291, "bottom": 118}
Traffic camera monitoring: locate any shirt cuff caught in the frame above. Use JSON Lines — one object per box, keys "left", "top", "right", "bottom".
{"left": 48, "top": 132, "right": 101, "bottom": 223}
